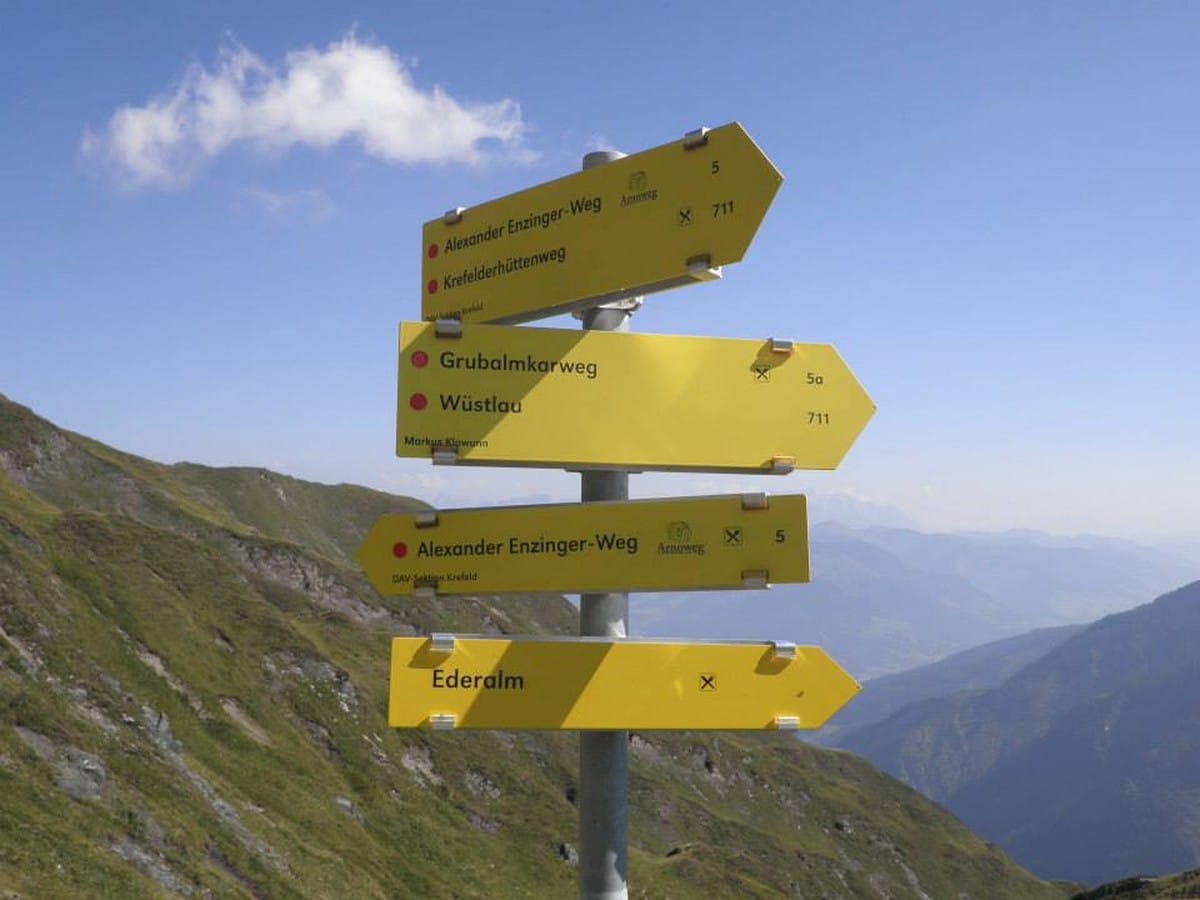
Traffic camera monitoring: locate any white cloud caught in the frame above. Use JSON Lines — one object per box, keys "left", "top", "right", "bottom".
{"left": 82, "top": 35, "right": 529, "bottom": 189}
{"left": 244, "top": 187, "right": 335, "bottom": 223}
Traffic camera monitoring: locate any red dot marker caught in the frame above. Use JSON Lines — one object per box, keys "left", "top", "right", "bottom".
{"left": 409, "top": 393, "right": 428, "bottom": 411}
{"left": 427, "top": 243, "right": 439, "bottom": 259}
{"left": 411, "top": 350, "right": 428, "bottom": 368}
{"left": 392, "top": 542, "right": 408, "bottom": 559}
{"left": 427, "top": 279, "right": 438, "bottom": 295}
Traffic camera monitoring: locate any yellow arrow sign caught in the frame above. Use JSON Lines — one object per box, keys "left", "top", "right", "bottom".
{"left": 396, "top": 321, "right": 874, "bottom": 473}
{"left": 389, "top": 636, "right": 859, "bottom": 731}
{"left": 358, "top": 493, "right": 808, "bottom": 597}
{"left": 420, "top": 123, "right": 782, "bottom": 325}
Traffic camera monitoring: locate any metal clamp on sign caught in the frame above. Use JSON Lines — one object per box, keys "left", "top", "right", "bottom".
{"left": 682, "top": 127, "right": 710, "bottom": 150}
{"left": 769, "top": 456, "right": 795, "bottom": 475}
{"left": 685, "top": 253, "right": 722, "bottom": 281}
{"left": 741, "top": 570, "right": 770, "bottom": 589}
{"left": 769, "top": 641, "right": 797, "bottom": 661}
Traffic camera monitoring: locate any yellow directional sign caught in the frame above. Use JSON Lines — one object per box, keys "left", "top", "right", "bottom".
{"left": 389, "top": 636, "right": 859, "bottom": 731}
{"left": 396, "top": 321, "right": 874, "bottom": 473}
{"left": 358, "top": 493, "right": 808, "bottom": 598}
{"left": 420, "top": 122, "right": 782, "bottom": 325}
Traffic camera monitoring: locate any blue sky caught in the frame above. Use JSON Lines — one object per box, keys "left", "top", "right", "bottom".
{"left": 2, "top": 1, "right": 1196, "bottom": 538}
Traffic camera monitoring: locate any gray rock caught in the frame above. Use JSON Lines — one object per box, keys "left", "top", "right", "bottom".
{"left": 555, "top": 842, "right": 579, "bottom": 866}
{"left": 111, "top": 838, "right": 194, "bottom": 896}
{"left": 14, "top": 726, "right": 107, "bottom": 801}
{"left": 463, "top": 770, "right": 501, "bottom": 800}
{"left": 334, "top": 795, "right": 365, "bottom": 823}
{"left": 56, "top": 746, "right": 107, "bottom": 801}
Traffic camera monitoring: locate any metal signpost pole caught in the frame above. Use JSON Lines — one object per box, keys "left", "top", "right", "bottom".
{"left": 375, "top": 122, "right": 861, "bottom": 896}
{"left": 577, "top": 148, "right": 635, "bottom": 900}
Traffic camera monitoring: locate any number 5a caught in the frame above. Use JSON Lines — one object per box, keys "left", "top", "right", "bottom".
{"left": 775, "top": 529, "right": 786, "bottom": 543}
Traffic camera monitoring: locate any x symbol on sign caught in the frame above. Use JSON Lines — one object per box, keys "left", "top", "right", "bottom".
{"left": 678, "top": 206, "right": 693, "bottom": 226}
{"left": 752, "top": 364, "right": 770, "bottom": 381}
{"left": 700, "top": 674, "right": 716, "bottom": 691}
{"left": 724, "top": 527, "right": 742, "bottom": 546}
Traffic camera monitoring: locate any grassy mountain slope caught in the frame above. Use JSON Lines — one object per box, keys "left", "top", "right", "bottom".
{"left": 0, "top": 393, "right": 1065, "bottom": 897}
{"left": 1069, "top": 868, "right": 1200, "bottom": 899}
{"left": 166, "top": 463, "right": 426, "bottom": 568}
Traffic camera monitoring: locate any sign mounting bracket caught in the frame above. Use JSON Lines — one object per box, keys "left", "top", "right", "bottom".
{"left": 686, "top": 254, "right": 722, "bottom": 281}
{"left": 770, "top": 640, "right": 797, "bottom": 661}
{"left": 769, "top": 457, "right": 795, "bottom": 475}
{"left": 741, "top": 570, "right": 770, "bottom": 589}
{"left": 682, "top": 127, "right": 710, "bottom": 150}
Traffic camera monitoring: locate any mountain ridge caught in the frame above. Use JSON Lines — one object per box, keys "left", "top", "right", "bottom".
{"left": 812, "top": 623, "right": 1083, "bottom": 745}
{"left": 840, "top": 579, "right": 1200, "bottom": 883}
{"left": 0, "top": 392, "right": 1062, "bottom": 898}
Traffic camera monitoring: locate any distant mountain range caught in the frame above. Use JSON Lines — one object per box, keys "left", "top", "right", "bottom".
{"left": 804, "top": 492, "right": 919, "bottom": 530}
{"left": 636, "top": 521, "right": 1199, "bottom": 679}
{"left": 809, "top": 623, "right": 1084, "bottom": 746}
{"left": 837, "top": 581, "right": 1200, "bottom": 885}
{"left": 0, "top": 392, "right": 1063, "bottom": 898}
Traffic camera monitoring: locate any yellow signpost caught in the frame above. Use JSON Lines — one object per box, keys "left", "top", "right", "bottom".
{"left": 376, "top": 119, "right": 866, "bottom": 897}
{"left": 389, "top": 636, "right": 860, "bottom": 731}
{"left": 358, "top": 493, "right": 808, "bottom": 598}
{"left": 396, "top": 321, "right": 874, "bottom": 473}
{"left": 420, "top": 123, "right": 782, "bottom": 325}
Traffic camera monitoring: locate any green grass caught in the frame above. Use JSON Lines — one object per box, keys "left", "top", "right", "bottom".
{"left": 0, "top": 392, "right": 1068, "bottom": 898}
